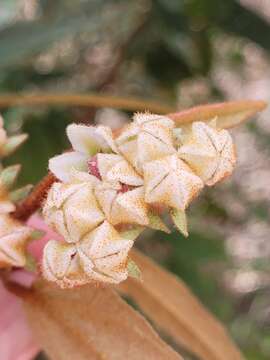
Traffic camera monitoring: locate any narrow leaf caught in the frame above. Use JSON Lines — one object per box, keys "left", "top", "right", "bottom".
{"left": 0, "top": 164, "right": 21, "bottom": 189}
{"left": 23, "top": 281, "right": 183, "bottom": 360}
{"left": 0, "top": 93, "right": 172, "bottom": 115}
{"left": 119, "top": 249, "right": 244, "bottom": 360}
{"left": 0, "top": 1, "right": 109, "bottom": 70}
{"left": 169, "top": 100, "right": 267, "bottom": 129}
{"left": 170, "top": 208, "right": 188, "bottom": 237}
{"left": 1, "top": 134, "right": 28, "bottom": 157}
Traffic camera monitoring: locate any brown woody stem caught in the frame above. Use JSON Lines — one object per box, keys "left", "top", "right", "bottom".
{"left": 12, "top": 172, "right": 56, "bottom": 221}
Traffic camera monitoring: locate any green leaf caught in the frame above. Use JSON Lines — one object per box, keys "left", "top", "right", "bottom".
{"left": 170, "top": 208, "right": 188, "bottom": 237}
{"left": 0, "top": 1, "right": 116, "bottom": 69}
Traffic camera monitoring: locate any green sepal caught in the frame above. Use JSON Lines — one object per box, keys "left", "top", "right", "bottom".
{"left": 1, "top": 134, "right": 28, "bottom": 157}
{"left": 170, "top": 208, "right": 188, "bottom": 237}
{"left": 30, "top": 229, "right": 45, "bottom": 241}
{"left": 119, "top": 226, "right": 144, "bottom": 241}
{"left": 127, "top": 259, "right": 142, "bottom": 280}
{"left": 25, "top": 253, "right": 37, "bottom": 273}
{"left": 0, "top": 164, "right": 21, "bottom": 189}
{"left": 10, "top": 184, "right": 33, "bottom": 203}
{"left": 148, "top": 210, "right": 170, "bottom": 233}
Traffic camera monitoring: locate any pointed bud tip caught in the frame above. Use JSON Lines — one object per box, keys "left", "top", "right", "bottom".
{"left": 1, "top": 133, "right": 28, "bottom": 157}
{"left": 127, "top": 259, "right": 142, "bottom": 280}
{"left": 170, "top": 208, "right": 189, "bottom": 238}
{"left": 0, "top": 164, "right": 21, "bottom": 189}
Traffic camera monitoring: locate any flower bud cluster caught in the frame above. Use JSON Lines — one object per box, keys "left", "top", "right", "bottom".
{"left": 0, "top": 116, "right": 32, "bottom": 269}
{"left": 43, "top": 113, "right": 236, "bottom": 287}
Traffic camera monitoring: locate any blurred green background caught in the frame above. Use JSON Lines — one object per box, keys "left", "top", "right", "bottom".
{"left": 1, "top": 1, "right": 270, "bottom": 359}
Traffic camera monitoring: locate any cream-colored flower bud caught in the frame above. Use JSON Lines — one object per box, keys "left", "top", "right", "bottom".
{"left": 178, "top": 121, "right": 236, "bottom": 186}
{"left": 78, "top": 221, "right": 133, "bottom": 283}
{"left": 42, "top": 240, "right": 89, "bottom": 289}
{"left": 0, "top": 214, "right": 32, "bottom": 268}
{"left": 96, "top": 153, "right": 143, "bottom": 186}
{"left": 43, "top": 182, "right": 104, "bottom": 243}
{"left": 66, "top": 123, "right": 118, "bottom": 155}
{"left": 42, "top": 221, "right": 133, "bottom": 288}
{"left": 116, "top": 113, "right": 175, "bottom": 173}
{"left": 49, "top": 123, "right": 118, "bottom": 182}
{"left": 95, "top": 182, "right": 149, "bottom": 226}
{"left": 143, "top": 154, "right": 203, "bottom": 210}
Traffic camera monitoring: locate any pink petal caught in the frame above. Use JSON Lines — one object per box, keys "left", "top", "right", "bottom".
{"left": 27, "top": 214, "right": 63, "bottom": 261}
{"left": 0, "top": 281, "right": 39, "bottom": 360}
{"left": 0, "top": 215, "right": 60, "bottom": 360}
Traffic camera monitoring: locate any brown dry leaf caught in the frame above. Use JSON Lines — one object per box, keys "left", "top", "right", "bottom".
{"left": 169, "top": 100, "right": 267, "bottom": 129}
{"left": 23, "top": 280, "right": 183, "bottom": 360}
{"left": 119, "top": 249, "right": 244, "bottom": 360}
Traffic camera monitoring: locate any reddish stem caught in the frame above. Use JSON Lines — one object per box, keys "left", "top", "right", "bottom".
{"left": 12, "top": 172, "right": 56, "bottom": 221}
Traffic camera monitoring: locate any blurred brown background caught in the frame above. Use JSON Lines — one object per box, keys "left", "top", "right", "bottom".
{"left": 1, "top": 1, "right": 270, "bottom": 359}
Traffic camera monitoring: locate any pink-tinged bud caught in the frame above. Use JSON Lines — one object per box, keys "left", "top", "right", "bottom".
{"left": 118, "top": 183, "right": 133, "bottom": 194}
{"left": 87, "top": 155, "right": 102, "bottom": 180}
{"left": 95, "top": 182, "right": 149, "bottom": 226}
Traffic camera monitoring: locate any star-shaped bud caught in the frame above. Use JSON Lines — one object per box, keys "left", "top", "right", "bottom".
{"left": 0, "top": 214, "right": 32, "bottom": 268}
{"left": 42, "top": 221, "right": 133, "bottom": 288}
{"left": 78, "top": 221, "right": 133, "bottom": 283}
{"left": 116, "top": 113, "right": 175, "bottom": 173}
{"left": 95, "top": 182, "right": 149, "bottom": 226}
{"left": 96, "top": 153, "right": 143, "bottom": 186}
{"left": 49, "top": 124, "right": 118, "bottom": 182}
{"left": 178, "top": 121, "right": 236, "bottom": 186}
{"left": 42, "top": 240, "right": 89, "bottom": 289}
{"left": 143, "top": 154, "right": 203, "bottom": 210}
{"left": 43, "top": 182, "right": 104, "bottom": 243}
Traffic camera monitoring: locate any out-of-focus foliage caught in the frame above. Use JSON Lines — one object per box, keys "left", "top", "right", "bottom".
{"left": 1, "top": 1, "right": 270, "bottom": 359}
